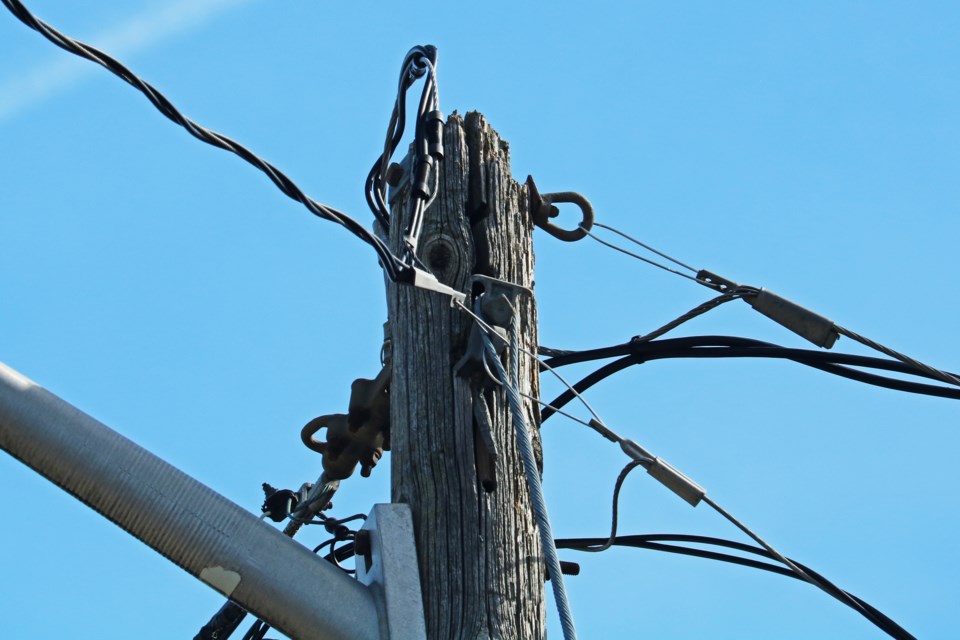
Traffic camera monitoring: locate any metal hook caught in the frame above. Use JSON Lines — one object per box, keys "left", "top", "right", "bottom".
{"left": 526, "top": 175, "right": 594, "bottom": 242}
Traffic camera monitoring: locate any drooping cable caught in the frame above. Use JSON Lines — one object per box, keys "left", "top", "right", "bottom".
{"left": 365, "top": 46, "right": 438, "bottom": 225}
{"left": 538, "top": 402, "right": 907, "bottom": 638}
{"left": 479, "top": 315, "right": 578, "bottom": 640}
{"left": 2, "top": 0, "right": 409, "bottom": 282}
{"left": 539, "top": 335, "right": 960, "bottom": 421}
{"left": 556, "top": 534, "right": 914, "bottom": 640}
{"left": 576, "top": 460, "right": 644, "bottom": 553}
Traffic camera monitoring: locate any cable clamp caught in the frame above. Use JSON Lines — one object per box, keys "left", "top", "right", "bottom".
{"left": 695, "top": 269, "right": 742, "bottom": 293}
{"left": 410, "top": 268, "right": 467, "bottom": 304}
{"left": 454, "top": 275, "right": 532, "bottom": 379}
{"left": 619, "top": 437, "right": 705, "bottom": 507}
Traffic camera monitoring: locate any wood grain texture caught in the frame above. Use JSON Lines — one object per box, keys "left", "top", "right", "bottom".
{"left": 387, "top": 112, "right": 545, "bottom": 639}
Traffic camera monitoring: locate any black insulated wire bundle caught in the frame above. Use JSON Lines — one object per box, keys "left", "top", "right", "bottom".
{"left": 539, "top": 335, "right": 960, "bottom": 422}
{"left": 555, "top": 534, "right": 915, "bottom": 640}
{"left": 364, "top": 45, "right": 443, "bottom": 262}
{"left": 2, "top": 0, "right": 411, "bottom": 282}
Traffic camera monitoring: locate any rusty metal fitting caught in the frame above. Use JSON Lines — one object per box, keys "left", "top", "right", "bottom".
{"left": 526, "top": 175, "right": 594, "bottom": 242}
{"left": 301, "top": 365, "right": 392, "bottom": 480}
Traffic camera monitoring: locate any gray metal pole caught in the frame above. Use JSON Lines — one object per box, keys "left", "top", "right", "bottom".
{"left": 0, "top": 361, "right": 381, "bottom": 640}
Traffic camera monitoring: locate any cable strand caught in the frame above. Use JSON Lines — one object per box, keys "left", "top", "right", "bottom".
{"left": 478, "top": 314, "right": 578, "bottom": 640}
{"left": 3, "top": 0, "right": 406, "bottom": 282}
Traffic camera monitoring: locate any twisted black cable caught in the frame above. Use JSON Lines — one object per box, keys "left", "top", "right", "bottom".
{"left": 557, "top": 534, "right": 914, "bottom": 640}
{"left": 240, "top": 620, "right": 269, "bottom": 640}
{"left": 631, "top": 289, "right": 754, "bottom": 343}
{"left": 3, "top": 0, "right": 407, "bottom": 281}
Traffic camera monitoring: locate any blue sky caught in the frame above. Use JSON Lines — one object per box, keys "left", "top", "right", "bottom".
{"left": 2, "top": 1, "right": 959, "bottom": 638}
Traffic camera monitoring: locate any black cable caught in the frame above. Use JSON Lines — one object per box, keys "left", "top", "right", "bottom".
{"left": 365, "top": 46, "right": 437, "bottom": 227}
{"left": 3, "top": 0, "right": 410, "bottom": 282}
{"left": 540, "top": 335, "right": 960, "bottom": 421}
{"left": 578, "top": 460, "right": 644, "bottom": 553}
{"left": 556, "top": 534, "right": 914, "bottom": 640}
{"left": 241, "top": 619, "right": 272, "bottom": 640}
{"left": 365, "top": 45, "right": 440, "bottom": 260}
{"left": 317, "top": 527, "right": 911, "bottom": 639}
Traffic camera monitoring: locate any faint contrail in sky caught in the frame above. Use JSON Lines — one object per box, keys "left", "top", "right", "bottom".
{"left": 0, "top": 0, "right": 254, "bottom": 123}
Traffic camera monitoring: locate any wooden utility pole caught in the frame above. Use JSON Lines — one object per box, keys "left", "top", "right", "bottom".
{"left": 387, "top": 112, "right": 546, "bottom": 638}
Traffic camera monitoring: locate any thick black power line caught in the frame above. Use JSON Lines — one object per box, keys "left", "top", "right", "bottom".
{"left": 2, "top": 0, "right": 411, "bottom": 282}
{"left": 539, "top": 335, "right": 960, "bottom": 421}
{"left": 556, "top": 534, "right": 915, "bottom": 640}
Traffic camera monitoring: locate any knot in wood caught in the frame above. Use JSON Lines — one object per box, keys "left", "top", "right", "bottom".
{"left": 421, "top": 233, "right": 462, "bottom": 281}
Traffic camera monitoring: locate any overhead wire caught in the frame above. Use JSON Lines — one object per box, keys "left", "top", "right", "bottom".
{"left": 539, "top": 335, "right": 960, "bottom": 422}
{"left": 835, "top": 324, "right": 960, "bottom": 388}
{"left": 578, "top": 218, "right": 960, "bottom": 391}
{"left": 2, "top": 0, "right": 413, "bottom": 282}
{"left": 575, "top": 460, "right": 644, "bottom": 553}
{"left": 533, "top": 385, "right": 910, "bottom": 638}
{"left": 555, "top": 534, "right": 914, "bottom": 640}
{"left": 578, "top": 223, "right": 705, "bottom": 287}
{"left": 9, "top": 3, "right": 934, "bottom": 634}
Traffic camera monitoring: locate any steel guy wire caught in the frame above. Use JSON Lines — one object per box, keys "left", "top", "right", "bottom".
{"left": 464, "top": 298, "right": 909, "bottom": 637}
{"left": 593, "top": 221, "right": 700, "bottom": 273}
{"left": 454, "top": 299, "right": 607, "bottom": 427}
{"left": 631, "top": 288, "right": 757, "bottom": 343}
{"left": 533, "top": 381, "right": 883, "bottom": 631}
{"left": 578, "top": 222, "right": 706, "bottom": 287}
{"left": 3, "top": 0, "right": 409, "bottom": 282}
{"left": 480, "top": 316, "right": 578, "bottom": 640}
{"left": 576, "top": 216, "right": 960, "bottom": 388}
{"left": 700, "top": 494, "right": 878, "bottom": 623}
{"left": 517, "top": 391, "right": 617, "bottom": 442}
{"left": 835, "top": 324, "right": 960, "bottom": 388}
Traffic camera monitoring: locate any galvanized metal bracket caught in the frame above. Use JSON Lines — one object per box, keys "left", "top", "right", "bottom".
{"left": 454, "top": 275, "right": 533, "bottom": 493}
{"left": 454, "top": 275, "right": 532, "bottom": 382}
{"left": 355, "top": 504, "right": 427, "bottom": 640}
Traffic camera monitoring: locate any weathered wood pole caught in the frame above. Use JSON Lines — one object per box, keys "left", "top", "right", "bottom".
{"left": 387, "top": 111, "right": 545, "bottom": 638}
